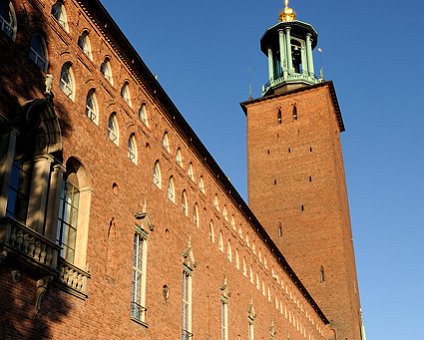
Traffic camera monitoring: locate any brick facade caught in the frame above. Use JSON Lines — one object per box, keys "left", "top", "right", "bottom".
{"left": 0, "top": 0, "right": 359, "bottom": 339}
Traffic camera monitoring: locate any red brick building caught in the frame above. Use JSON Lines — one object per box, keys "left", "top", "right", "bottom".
{"left": 0, "top": 0, "right": 363, "bottom": 339}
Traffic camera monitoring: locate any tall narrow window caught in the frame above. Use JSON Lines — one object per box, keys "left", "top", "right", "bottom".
{"left": 182, "top": 267, "right": 193, "bottom": 340}
{"left": 153, "top": 161, "right": 161, "bottom": 188}
{"left": 230, "top": 216, "right": 236, "bottom": 230}
{"left": 85, "top": 90, "right": 98, "bottom": 124}
{"left": 176, "top": 148, "right": 183, "bottom": 167}
{"left": 218, "top": 231, "right": 224, "bottom": 252}
{"left": 278, "top": 222, "right": 283, "bottom": 238}
{"left": 193, "top": 203, "right": 199, "bottom": 227}
{"left": 187, "top": 162, "right": 194, "bottom": 181}
{"left": 181, "top": 190, "right": 188, "bottom": 216}
{"left": 131, "top": 231, "right": 148, "bottom": 323}
{"left": 222, "top": 206, "right": 228, "bottom": 221}
{"left": 100, "top": 58, "right": 113, "bottom": 85}
{"left": 57, "top": 174, "right": 80, "bottom": 263}
{"left": 320, "top": 265, "right": 325, "bottom": 284}
{"left": 128, "top": 134, "right": 137, "bottom": 164}
{"left": 209, "top": 221, "right": 215, "bottom": 243}
{"left": 277, "top": 109, "right": 282, "bottom": 124}
{"left": 0, "top": 1, "right": 16, "bottom": 40}
{"left": 59, "top": 63, "right": 75, "bottom": 100}
{"left": 162, "top": 132, "right": 170, "bottom": 153}
{"left": 213, "top": 194, "right": 220, "bottom": 211}
{"left": 248, "top": 304, "right": 256, "bottom": 340}
{"left": 198, "top": 176, "right": 205, "bottom": 194}
{"left": 139, "top": 103, "right": 148, "bottom": 126}
{"left": 221, "top": 296, "right": 229, "bottom": 340}
{"left": 29, "top": 34, "right": 48, "bottom": 71}
{"left": 78, "top": 31, "right": 93, "bottom": 60}
{"left": 235, "top": 249, "right": 240, "bottom": 269}
{"left": 121, "top": 82, "right": 132, "bottom": 107}
{"left": 108, "top": 113, "right": 119, "bottom": 145}
{"left": 51, "top": 2, "right": 69, "bottom": 32}
{"left": 292, "top": 104, "right": 298, "bottom": 120}
{"left": 167, "top": 177, "right": 175, "bottom": 203}
{"left": 243, "top": 257, "right": 247, "bottom": 277}
{"left": 227, "top": 240, "right": 232, "bottom": 262}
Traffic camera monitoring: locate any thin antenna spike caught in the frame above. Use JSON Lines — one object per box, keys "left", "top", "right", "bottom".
{"left": 248, "top": 66, "right": 253, "bottom": 100}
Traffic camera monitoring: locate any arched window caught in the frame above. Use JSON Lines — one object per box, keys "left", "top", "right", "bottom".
{"left": 0, "top": 0, "right": 17, "bottom": 40}
{"left": 209, "top": 221, "right": 215, "bottom": 243}
{"left": 85, "top": 90, "right": 99, "bottom": 124}
{"left": 78, "top": 31, "right": 93, "bottom": 60}
{"left": 227, "top": 240, "right": 232, "bottom": 262}
{"left": 167, "top": 177, "right": 175, "bottom": 202}
{"left": 252, "top": 240, "right": 256, "bottom": 254}
{"left": 181, "top": 190, "right": 188, "bottom": 216}
{"left": 222, "top": 205, "right": 228, "bottom": 221}
{"left": 235, "top": 249, "right": 240, "bottom": 269}
{"left": 230, "top": 215, "right": 235, "bottom": 230}
{"left": 198, "top": 176, "right": 205, "bottom": 194}
{"left": 128, "top": 134, "right": 137, "bottom": 164}
{"left": 59, "top": 63, "right": 75, "bottom": 100}
{"left": 51, "top": 2, "right": 69, "bottom": 32}
{"left": 218, "top": 230, "right": 224, "bottom": 252}
{"left": 175, "top": 148, "right": 183, "bottom": 167}
{"left": 193, "top": 203, "right": 199, "bottom": 227}
{"left": 213, "top": 194, "right": 220, "bottom": 211}
{"left": 121, "top": 82, "right": 132, "bottom": 107}
{"left": 187, "top": 162, "right": 194, "bottom": 181}
{"left": 256, "top": 273, "right": 260, "bottom": 290}
{"left": 108, "top": 113, "right": 119, "bottom": 145}
{"left": 246, "top": 232, "right": 250, "bottom": 247}
{"left": 162, "top": 132, "right": 170, "bottom": 153}
{"left": 238, "top": 226, "right": 243, "bottom": 239}
{"left": 264, "top": 256, "right": 268, "bottom": 269}
{"left": 153, "top": 161, "right": 161, "bottom": 188}
{"left": 29, "top": 34, "right": 48, "bottom": 71}
{"left": 242, "top": 257, "right": 247, "bottom": 276}
{"left": 138, "top": 103, "right": 148, "bottom": 126}
{"left": 100, "top": 58, "right": 113, "bottom": 84}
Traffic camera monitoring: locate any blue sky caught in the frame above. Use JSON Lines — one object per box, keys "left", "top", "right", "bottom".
{"left": 100, "top": 1, "right": 424, "bottom": 338}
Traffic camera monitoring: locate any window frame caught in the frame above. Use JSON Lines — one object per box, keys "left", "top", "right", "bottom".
{"left": 59, "top": 62, "right": 75, "bottom": 100}
{"left": 51, "top": 2, "right": 69, "bottom": 32}
{"left": 0, "top": 1, "right": 17, "bottom": 40}
{"left": 128, "top": 134, "right": 138, "bottom": 164}
{"left": 153, "top": 161, "right": 162, "bottom": 189}
{"left": 100, "top": 58, "right": 113, "bottom": 85}
{"left": 85, "top": 89, "right": 99, "bottom": 124}
{"left": 108, "top": 113, "right": 119, "bottom": 145}
{"left": 29, "top": 34, "right": 48, "bottom": 72}
{"left": 78, "top": 31, "right": 93, "bottom": 60}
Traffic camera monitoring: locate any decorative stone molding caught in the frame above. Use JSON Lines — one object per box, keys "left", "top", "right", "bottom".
{"left": 58, "top": 258, "right": 90, "bottom": 298}
{"left": 35, "top": 275, "right": 52, "bottom": 314}
{"left": 182, "top": 238, "right": 196, "bottom": 270}
{"left": 11, "top": 269, "right": 21, "bottom": 283}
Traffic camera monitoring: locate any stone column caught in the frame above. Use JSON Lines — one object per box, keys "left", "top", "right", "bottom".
{"left": 278, "top": 29, "right": 288, "bottom": 79}
{"left": 44, "top": 163, "right": 66, "bottom": 242}
{"left": 284, "top": 27, "right": 293, "bottom": 75}
{"left": 267, "top": 48, "right": 274, "bottom": 82}
{"left": 0, "top": 129, "right": 18, "bottom": 218}
{"left": 26, "top": 154, "right": 54, "bottom": 234}
{"left": 306, "top": 33, "right": 315, "bottom": 77}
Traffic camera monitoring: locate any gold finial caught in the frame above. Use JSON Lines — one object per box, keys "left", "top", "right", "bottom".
{"left": 279, "top": 0, "right": 297, "bottom": 22}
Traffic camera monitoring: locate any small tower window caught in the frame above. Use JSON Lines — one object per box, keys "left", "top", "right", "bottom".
{"left": 292, "top": 104, "right": 298, "bottom": 120}
{"left": 278, "top": 222, "right": 282, "bottom": 238}
{"left": 193, "top": 203, "right": 199, "bottom": 227}
{"left": 320, "top": 265, "right": 325, "bottom": 284}
{"left": 277, "top": 109, "right": 282, "bottom": 124}
{"left": 181, "top": 190, "right": 188, "bottom": 216}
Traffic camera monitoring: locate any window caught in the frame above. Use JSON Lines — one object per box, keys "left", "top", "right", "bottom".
{"left": 209, "top": 221, "right": 215, "bottom": 243}
{"left": 213, "top": 194, "right": 220, "bottom": 211}
{"left": 59, "top": 63, "right": 75, "bottom": 100}
{"left": 222, "top": 205, "right": 228, "bottom": 221}
{"left": 167, "top": 177, "right": 175, "bottom": 203}
{"left": 131, "top": 232, "right": 148, "bottom": 323}
{"left": 198, "top": 176, "right": 205, "bottom": 194}
{"left": 248, "top": 304, "right": 256, "bottom": 340}
{"left": 320, "top": 265, "right": 325, "bottom": 284}
{"left": 29, "top": 34, "right": 48, "bottom": 71}
{"left": 292, "top": 104, "right": 298, "bottom": 120}
{"left": 235, "top": 249, "right": 240, "bottom": 269}
{"left": 108, "top": 113, "right": 119, "bottom": 145}
{"left": 227, "top": 240, "right": 232, "bottom": 262}
{"left": 278, "top": 222, "right": 282, "bottom": 238}
{"left": 128, "top": 134, "right": 137, "bottom": 164}
{"left": 57, "top": 174, "right": 80, "bottom": 263}
{"left": 0, "top": 0, "right": 16, "bottom": 40}
{"left": 230, "top": 216, "right": 235, "bottom": 230}
{"left": 218, "top": 231, "right": 224, "bottom": 252}
{"left": 162, "top": 132, "right": 170, "bottom": 153}
{"left": 193, "top": 203, "right": 199, "bottom": 227}
{"left": 85, "top": 90, "right": 98, "bottom": 124}
{"left": 176, "top": 148, "right": 183, "bottom": 168}
{"left": 138, "top": 103, "right": 148, "bottom": 126}
{"left": 277, "top": 109, "right": 282, "bottom": 124}
{"left": 100, "top": 58, "right": 113, "bottom": 84}
{"left": 182, "top": 268, "right": 193, "bottom": 340}
{"left": 187, "top": 163, "right": 194, "bottom": 181}
{"left": 181, "top": 191, "right": 188, "bottom": 216}
{"left": 249, "top": 265, "right": 253, "bottom": 283}
{"left": 51, "top": 2, "right": 69, "bottom": 32}
{"left": 153, "top": 161, "right": 161, "bottom": 188}
{"left": 78, "top": 31, "right": 93, "bottom": 60}
{"left": 221, "top": 297, "right": 229, "bottom": 340}
{"left": 256, "top": 273, "right": 260, "bottom": 290}
{"left": 121, "top": 82, "right": 132, "bottom": 107}
{"left": 243, "top": 257, "right": 247, "bottom": 277}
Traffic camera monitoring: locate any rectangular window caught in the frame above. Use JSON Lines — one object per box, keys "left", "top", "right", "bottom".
{"left": 182, "top": 268, "right": 193, "bottom": 339}
{"left": 221, "top": 299, "right": 228, "bottom": 340}
{"left": 131, "top": 232, "right": 148, "bottom": 324}
{"left": 6, "top": 160, "right": 31, "bottom": 223}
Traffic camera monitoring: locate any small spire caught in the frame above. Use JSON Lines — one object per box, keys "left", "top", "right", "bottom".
{"left": 279, "top": 0, "right": 297, "bottom": 22}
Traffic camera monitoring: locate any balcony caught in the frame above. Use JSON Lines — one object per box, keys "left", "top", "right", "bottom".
{"left": 57, "top": 258, "right": 90, "bottom": 298}
{"left": 262, "top": 72, "right": 321, "bottom": 95}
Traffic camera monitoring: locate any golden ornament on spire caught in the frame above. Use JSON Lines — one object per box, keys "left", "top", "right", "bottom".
{"left": 279, "top": 0, "right": 297, "bottom": 22}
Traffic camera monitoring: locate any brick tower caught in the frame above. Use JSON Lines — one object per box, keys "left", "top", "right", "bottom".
{"left": 242, "top": 2, "right": 364, "bottom": 339}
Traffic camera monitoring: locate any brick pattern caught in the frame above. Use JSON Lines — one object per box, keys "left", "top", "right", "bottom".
{"left": 245, "top": 84, "right": 362, "bottom": 339}
{"left": 0, "top": 1, "right": 335, "bottom": 339}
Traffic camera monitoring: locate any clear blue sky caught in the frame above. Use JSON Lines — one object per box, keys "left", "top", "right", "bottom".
{"left": 100, "top": 1, "right": 424, "bottom": 338}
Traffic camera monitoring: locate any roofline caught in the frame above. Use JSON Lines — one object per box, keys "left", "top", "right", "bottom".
{"left": 240, "top": 81, "right": 345, "bottom": 132}
{"left": 79, "top": 0, "right": 330, "bottom": 324}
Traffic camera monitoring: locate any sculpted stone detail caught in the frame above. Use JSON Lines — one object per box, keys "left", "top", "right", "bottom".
{"left": 35, "top": 275, "right": 52, "bottom": 315}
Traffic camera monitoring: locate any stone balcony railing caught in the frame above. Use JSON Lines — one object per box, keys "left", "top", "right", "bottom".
{"left": 0, "top": 217, "right": 90, "bottom": 299}
{"left": 0, "top": 217, "right": 59, "bottom": 274}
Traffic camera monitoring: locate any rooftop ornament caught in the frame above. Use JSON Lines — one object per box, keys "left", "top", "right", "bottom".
{"left": 279, "top": 0, "right": 297, "bottom": 22}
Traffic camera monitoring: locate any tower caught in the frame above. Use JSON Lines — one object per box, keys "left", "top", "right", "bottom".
{"left": 242, "top": 1, "right": 364, "bottom": 339}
